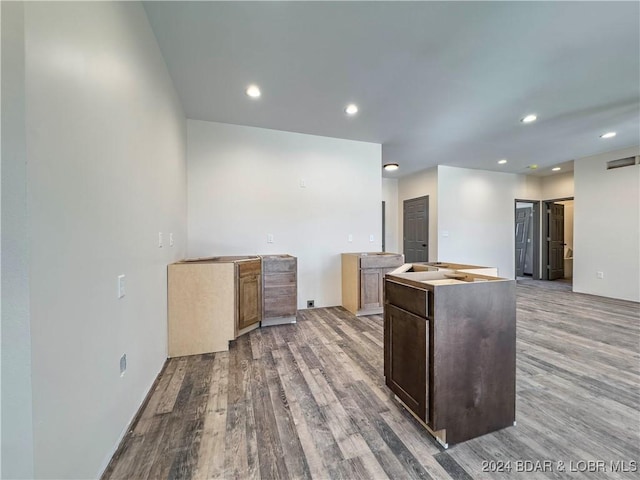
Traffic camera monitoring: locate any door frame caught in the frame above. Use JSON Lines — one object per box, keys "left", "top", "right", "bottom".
{"left": 382, "top": 201, "right": 386, "bottom": 252}
{"left": 541, "top": 197, "right": 573, "bottom": 281}
{"left": 403, "top": 195, "right": 429, "bottom": 262}
{"left": 514, "top": 199, "right": 541, "bottom": 280}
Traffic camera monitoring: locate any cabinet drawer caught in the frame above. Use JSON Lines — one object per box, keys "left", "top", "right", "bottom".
{"left": 264, "top": 284, "right": 296, "bottom": 299}
{"left": 264, "top": 296, "right": 296, "bottom": 317}
{"left": 360, "top": 254, "right": 403, "bottom": 269}
{"left": 263, "top": 272, "right": 296, "bottom": 287}
{"left": 385, "top": 280, "right": 429, "bottom": 318}
{"left": 263, "top": 258, "right": 296, "bottom": 274}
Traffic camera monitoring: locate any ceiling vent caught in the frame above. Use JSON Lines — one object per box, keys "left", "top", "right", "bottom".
{"left": 606, "top": 156, "right": 638, "bottom": 170}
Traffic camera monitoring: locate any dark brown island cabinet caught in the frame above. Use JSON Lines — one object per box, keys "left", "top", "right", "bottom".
{"left": 384, "top": 269, "right": 516, "bottom": 448}
{"left": 341, "top": 252, "right": 405, "bottom": 316}
{"left": 261, "top": 254, "right": 298, "bottom": 326}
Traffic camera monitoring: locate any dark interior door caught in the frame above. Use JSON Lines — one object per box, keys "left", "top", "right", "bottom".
{"left": 403, "top": 196, "right": 428, "bottom": 262}
{"left": 523, "top": 211, "right": 534, "bottom": 275}
{"left": 515, "top": 207, "right": 531, "bottom": 276}
{"left": 548, "top": 203, "right": 565, "bottom": 280}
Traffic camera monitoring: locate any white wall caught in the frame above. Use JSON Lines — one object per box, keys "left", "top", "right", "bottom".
{"left": 397, "top": 166, "right": 438, "bottom": 260}
{"left": 521, "top": 175, "right": 543, "bottom": 200}
{"left": 541, "top": 170, "right": 574, "bottom": 199}
{"left": 1, "top": 3, "right": 34, "bottom": 478}
{"left": 187, "top": 120, "right": 381, "bottom": 309}
{"left": 573, "top": 147, "right": 639, "bottom": 301}
{"left": 18, "top": 2, "right": 187, "bottom": 478}
{"left": 382, "top": 178, "right": 399, "bottom": 253}
{"left": 437, "top": 166, "right": 536, "bottom": 278}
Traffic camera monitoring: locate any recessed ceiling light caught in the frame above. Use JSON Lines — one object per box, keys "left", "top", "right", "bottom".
{"left": 383, "top": 163, "right": 399, "bottom": 171}
{"left": 521, "top": 114, "right": 537, "bottom": 123}
{"left": 552, "top": 167, "right": 561, "bottom": 171}
{"left": 246, "top": 85, "right": 261, "bottom": 98}
{"left": 345, "top": 104, "right": 358, "bottom": 115}
{"left": 600, "top": 131, "right": 616, "bottom": 139}
{"left": 498, "top": 159, "right": 508, "bottom": 164}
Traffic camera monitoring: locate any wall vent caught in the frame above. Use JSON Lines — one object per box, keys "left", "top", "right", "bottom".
{"left": 606, "top": 156, "right": 638, "bottom": 170}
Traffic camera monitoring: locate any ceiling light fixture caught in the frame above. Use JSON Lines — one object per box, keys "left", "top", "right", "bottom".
{"left": 600, "top": 131, "right": 616, "bottom": 139}
{"left": 345, "top": 104, "right": 358, "bottom": 115}
{"left": 383, "top": 163, "right": 399, "bottom": 171}
{"left": 246, "top": 85, "right": 261, "bottom": 98}
{"left": 521, "top": 114, "right": 537, "bottom": 123}
{"left": 498, "top": 159, "right": 508, "bottom": 164}
{"left": 552, "top": 167, "right": 561, "bottom": 171}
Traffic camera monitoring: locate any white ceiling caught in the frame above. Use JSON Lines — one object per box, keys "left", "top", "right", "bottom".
{"left": 143, "top": 1, "right": 640, "bottom": 178}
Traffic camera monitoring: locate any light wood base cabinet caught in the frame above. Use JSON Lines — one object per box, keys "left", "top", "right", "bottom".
{"left": 341, "top": 252, "right": 404, "bottom": 316}
{"left": 168, "top": 256, "right": 262, "bottom": 357}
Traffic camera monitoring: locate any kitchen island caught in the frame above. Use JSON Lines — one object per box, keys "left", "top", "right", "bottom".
{"left": 384, "top": 269, "right": 516, "bottom": 447}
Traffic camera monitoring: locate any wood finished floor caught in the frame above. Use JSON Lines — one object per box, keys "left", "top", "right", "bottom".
{"left": 103, "top": 285, "right": 640, "bottom": 480}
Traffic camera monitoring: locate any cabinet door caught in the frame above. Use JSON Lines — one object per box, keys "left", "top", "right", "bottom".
{"left": 360, "top": 268, "right": 383, "bottom": 309}
{"left": 238, "top": 261, "right": 262, "bottom": 330}
{"left": 384, "top": 304, "right": 429, "bottom": 423}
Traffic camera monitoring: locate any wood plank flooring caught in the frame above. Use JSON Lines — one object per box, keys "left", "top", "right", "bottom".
{"left": 102, "top": 284, "right": 640, "bottom": 479}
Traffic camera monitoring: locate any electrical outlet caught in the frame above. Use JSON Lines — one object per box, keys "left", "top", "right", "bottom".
{"left": 348, "top": 234, "right": 353, "bottom": 242}
{"left": 169, "top": 233, "right": 174, "bottom": 247}
{"left": 267, "top": 234, "right": 274, "bottom": 243}
{"left": 596, "top": 271, "right": 604, "bottom": 279}
{"left": 307, "top": 300, "right": 315, "bottom": 308}
{"left": 117, "top": 275, "right": 126, "bottom": 299}
{"left": 369, "top": 234, "right": 375, "bottom": 242}
{"left": 120, "top": 353, "right": 127, "bottom": 377}
{"left": 158, "top": 232, "right": 163, "bottom": 248}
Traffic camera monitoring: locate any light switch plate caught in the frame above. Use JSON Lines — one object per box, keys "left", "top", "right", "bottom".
{"left": 158, "top": 232, "right": 163, "bottom": 248}
{"left": 118, "top": 275, "right": 126, "bottom": 299}
{"left": 120, "top": 353, "right": 127, "bottom": 377}
{"left": 348, "top": 234, "right": 353, "bottom": 242}
{"left": 369, "top": 234, "right": 375, "bottom": 242}
{"left": 169, "top": 233, "right": 174, "bottom": 247}
{"left": 267, "top": 234, "right": 274, "bottom": 243}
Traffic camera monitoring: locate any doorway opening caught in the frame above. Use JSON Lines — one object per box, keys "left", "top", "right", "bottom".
{"left": 403, "top": 196, "right": 429, "bottom": 262}
{"left": 515, "top": 200, "right": 540, "bottom": 280}
{"left": 542, "top": 198, "right": 574, "bottom": 285}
